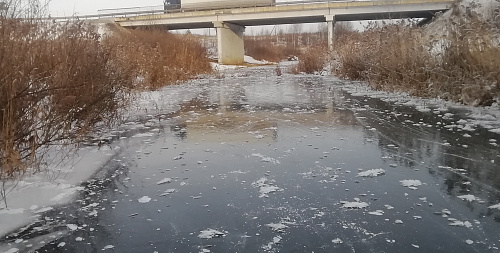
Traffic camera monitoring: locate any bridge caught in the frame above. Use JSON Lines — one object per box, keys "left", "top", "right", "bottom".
{"left": 94, "top": 0, "right": 453, "bottom": 64}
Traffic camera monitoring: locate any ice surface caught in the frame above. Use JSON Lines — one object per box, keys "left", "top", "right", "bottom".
{"left": 357, "top": 169, "right": 386, "bottom": 177}
{"left": 198, "top": 229, "right": 226, "bottom": 239}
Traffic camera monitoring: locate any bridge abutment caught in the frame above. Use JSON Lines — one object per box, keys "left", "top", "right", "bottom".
{"left": 325, "top": 15, "right": 336, "bottom": 52}
{"left": 213, "top": 22, "right": 245, "bottom": 65}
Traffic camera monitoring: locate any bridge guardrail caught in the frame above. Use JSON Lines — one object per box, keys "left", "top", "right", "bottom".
{"left": 46, "top": 0, "right": 453, "bottom": 21}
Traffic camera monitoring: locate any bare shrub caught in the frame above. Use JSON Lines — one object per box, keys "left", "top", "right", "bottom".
{"left": 291, "top": 44, "right": 328, "bottom": 74}
{"left": 245, "top": 37, "right": 301, "bottom": 62}
{"left": 104, "top": 26, "right": 213, "bottom": 90}
{"left": 0, "top": 19, "right": 132, "bottom": 187}
{"left": 333, "top": 5, "right": 500, "bottom": 106}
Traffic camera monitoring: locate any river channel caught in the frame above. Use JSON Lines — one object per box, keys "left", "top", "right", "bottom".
{"left": 2, "top": 64, "right": 500, "bottom": 252}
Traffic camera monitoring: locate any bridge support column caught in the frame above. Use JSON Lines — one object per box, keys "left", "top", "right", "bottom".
{"left": 325, "top": 15, "right": 336, "bottom": 52}
{"left": 213, "top": 21, "right": 245, "bottom": 65}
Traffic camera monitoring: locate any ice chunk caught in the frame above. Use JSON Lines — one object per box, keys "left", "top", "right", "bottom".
{"left": 368, "top": 210, "right": 384, "bottom": 216}
{"left": 67, "top": 224, "right": 78, "bottom": 231}
{"left": 466, "top": 239, "right": 474, "bottom": 245}
{"left": 252, "top": 177, "right": 283, "bottom": 198}
{"left": 457, "top": 195, "right": 479, "bottom": 202}
{"left": 266, "top": 223, "right": 288, "bottom": 233}
{"left": 103, "top": 245, "right": 115, "bottom": 250}
{"left": 357, "top": 169, "right": 386, "bottom": 177}
{"left": 138, "top": 196, "right": 151, "bottom": 203}
{"left": 57, "top": 242, "right": 66, "bottom": 248}
{"left": 488, "top": 203, "right": 500, "bottom": 210}
{"left": 332, "top": 238, "right": 343, "bottom": 244}
{"left": 156, "top": 178, "right": 172, "bottom": 185}
{"left": 198, "top": 229, "right": 226, "bottom": 239}
{"left": 341, "top": 199, "right": 369, "bottom": 209}
{"left": 400, "top": 180, "right": 422, "bottom": 188}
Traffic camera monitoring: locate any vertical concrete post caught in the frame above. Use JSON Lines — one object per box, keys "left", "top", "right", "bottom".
{"left": 213, "top": 21, "right": 245, "bottom": 65}
{"left": 325, "top": 15, "right": 336, "bottom": 52}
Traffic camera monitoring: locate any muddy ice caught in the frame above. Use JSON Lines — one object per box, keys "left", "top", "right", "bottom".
{"left": 1, "top": 64, "right": 500, "bottom": 253}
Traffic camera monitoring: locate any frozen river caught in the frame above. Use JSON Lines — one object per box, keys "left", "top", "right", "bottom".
{"left": 2, "top": 65, "right": 500, "bottom": 252}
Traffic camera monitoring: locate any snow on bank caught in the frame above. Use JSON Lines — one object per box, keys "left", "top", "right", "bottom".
{"left": 0, "top": 146, "right": 118, "bottom": 237}
{"left": 339, "top": 81, "right": 500, "bottom": 134}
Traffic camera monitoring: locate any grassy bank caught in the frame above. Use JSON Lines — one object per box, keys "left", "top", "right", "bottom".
{"left": 332, "top": 1, "right": 500, "bottom": 106}
{"left": 0, "top": 15, "right": 212, "bottom": 190}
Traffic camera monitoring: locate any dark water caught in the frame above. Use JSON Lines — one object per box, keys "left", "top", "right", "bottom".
{"left": 2, "top": 65, "right": 500, "bottom": 253}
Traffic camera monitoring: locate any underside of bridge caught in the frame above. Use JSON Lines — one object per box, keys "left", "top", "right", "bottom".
{"left": 114, "top": 0, "right": 452, "bottom": 65}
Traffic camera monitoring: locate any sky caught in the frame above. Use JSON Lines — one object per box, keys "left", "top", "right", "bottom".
{"left": 48, "top": 0, "right": 161, "bottom": 16}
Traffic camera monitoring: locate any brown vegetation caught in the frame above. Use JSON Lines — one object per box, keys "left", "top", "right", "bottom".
{"left": 0, "top": 3, "right": 212, "bottom": 193}
{"left": 333, "top": 3, "right": 500, "bottom": 106}
{"left": 244, "top": 37, "right": 301, "bottom": 62}
{"left": 290, "top": 43, "right": 328, "bottom": 74}
{"left": 104, "top": 26, "right": 212, "bottom": 90}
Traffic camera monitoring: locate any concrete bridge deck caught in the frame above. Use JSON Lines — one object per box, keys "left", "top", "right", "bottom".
{"left": 99, "top": 0, "right": 453, "bottom": 65}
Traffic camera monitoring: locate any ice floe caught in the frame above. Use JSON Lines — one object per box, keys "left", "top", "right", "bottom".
{"left": 252, "top": 177, "right": 283, "bottom": 198}
{"left": 357, "top": 169, "right": 386, "bottom": 177}
{"left": 138, "top": 196, "right": 152, "bottom": 203}
{"left": 341, "top": 198, "right": 369, "bottom": 209}
{"left": 400, "top": 180, "right": 422, "bottom": 189}
{"left": 488, "top": 203, "right": 500, "bottom": 210}
{"left": 198, "top": 229, "right": 227, "bottom": 239}
{"left": 156, "top": 178, "right": 172, "bottom": 185}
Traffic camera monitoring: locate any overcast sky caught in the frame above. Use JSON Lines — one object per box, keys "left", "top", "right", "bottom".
{"left": 48, "top": 0, "right": 162, "bottom": 16}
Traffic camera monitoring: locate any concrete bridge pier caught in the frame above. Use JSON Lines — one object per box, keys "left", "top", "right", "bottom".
{"left": 213, "top": 21, "right": 245, "bottom": 65}
{"left": 325, "top": 15, "right": 336, "bottom": 52}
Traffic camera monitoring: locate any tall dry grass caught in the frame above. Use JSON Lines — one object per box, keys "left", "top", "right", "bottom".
{"left": 0, "top": 3, "right": 213, "bottom": 204}
{"left": 0, "top": 19, "right": 132, "bottom": 185}
{"left": 333, "top": 3, "right": 500, "bottom": 106}
{"left": 290, "top": 43, "right": 328, "bottom": 74}
{"left": 104, "top": 26, "right": 212, "bottom": 90}
{"left": 244, "top": 37, "right": 301, "bottom": 62}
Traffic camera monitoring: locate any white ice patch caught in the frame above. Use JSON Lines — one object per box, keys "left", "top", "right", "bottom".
{"left": 252, "top": 177, "right": 283, "bottom": 198}
{"left": 160, "top": 189, "right": 178, "bottom": 196}
{"left": 262, "top": 235, "right": 282, "bottom": 251}
{"left": 251, "top": 153, "right": 281, "bottom": 165}
{"left": 198, "top": 229, "right": 226, "bottom": 239}
{"left": 400, "top": 180, "right": 422, "bottom": 189}
{"left": 67, "top": 224, "right": 78, "bottom": 231}
{"left": 138, "top": 196, "right": 151, "bottom": 203}
{"left": 449, "top": 220, "right": 473, "bottom": 228}
{"left": 332, "top": 238, "right": 343, "bottom": 244}
{"left": 368, "top": 210, "right": 384, "bottom": 216}
{"left": 156, "top": 178, "right": 172, "bottom": 185}
{"left": 457, "top": 194, "right": 480, "bottom": 202}
{"left": 488, "top": 203, "right": 500, "bottom": 210}
{"left": 265, "top": 223, "right": 288, "bottom": 233}
{"left": 357, "top": 169, "right": 386, "bottom": 177}
{"left": 340, "top": 198, "right": 369, "bottom": 209}
{"left": 103, "top": 245, "right": 114, "bottom": 250}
